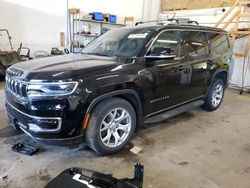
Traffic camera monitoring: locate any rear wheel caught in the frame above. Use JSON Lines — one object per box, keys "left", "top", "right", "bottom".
{"left": 202, "top": 79, "right": 225, "bottom": 111}
{"left": 85, "top": 97, "right": 136, "bottom": 155}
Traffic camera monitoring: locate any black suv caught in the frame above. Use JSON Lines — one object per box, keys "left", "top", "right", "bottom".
{"left": 5, "top": 22, "right": 232, "bottom": 155}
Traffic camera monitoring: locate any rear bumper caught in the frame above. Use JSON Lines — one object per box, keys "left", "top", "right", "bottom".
{"left": 5, "top": 101, "right": 84, "bottom": 146}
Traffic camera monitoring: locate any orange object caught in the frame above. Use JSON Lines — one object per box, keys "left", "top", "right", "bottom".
{"left": 83, "top": 113, "right": 90, "bottom": 129}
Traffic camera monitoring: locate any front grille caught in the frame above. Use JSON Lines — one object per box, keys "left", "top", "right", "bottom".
{"left": 5, "top": 75, "right": 28, "bottom": 100}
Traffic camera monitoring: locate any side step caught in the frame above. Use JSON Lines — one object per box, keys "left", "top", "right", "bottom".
{"left": 144, "top": 99, "right": 205, "bottom": 124}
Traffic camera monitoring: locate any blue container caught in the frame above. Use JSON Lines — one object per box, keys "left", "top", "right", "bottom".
{"left": 108, "top": 14, "right": 117, "bottom": 23}
{"left": 90, "top": 12, "right": 103, "bottom": 21}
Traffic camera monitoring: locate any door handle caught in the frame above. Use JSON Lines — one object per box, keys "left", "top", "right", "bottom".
{"left": 208, "top": 60, "right": 214, "bottom": 64}
{"left": 177, "top": 65, "right": 185, "bottom": 71}
{"left": 170, "top": 65, "right": 185, "bottom": 74}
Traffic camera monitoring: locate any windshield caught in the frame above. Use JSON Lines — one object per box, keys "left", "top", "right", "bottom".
{"left": 82, "top": 28, "right": 153, "bottom": 57}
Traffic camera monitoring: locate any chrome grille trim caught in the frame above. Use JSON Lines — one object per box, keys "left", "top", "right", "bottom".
{"left": 5, "top": 75, "right": 28, "bottom": 101}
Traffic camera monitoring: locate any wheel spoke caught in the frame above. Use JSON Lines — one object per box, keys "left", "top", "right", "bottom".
{"left": 100, "top": 121, "right": 110, "bottom": 131}
{"left": 115, "top": 110, "right": 129, "bottom": 123}
{"left": 117, "top": 123, "right": 130, "bottom": 133}
{"left": 216, "top": 99, "right": 219, "bottom": 106}
{"left": 216, "top": 85, "right": 222, "bottom": 92}
{"left": 109, "top": 109, "right": 117, "bottom": 122}
{"left": 102, "top": 130, "right": 112, "bottom": 144}
{"left": 112, "top": 131, "right": 121, "bottom": 146}
{"left": 212, "top": 99, "right": 216, "bottom": 106}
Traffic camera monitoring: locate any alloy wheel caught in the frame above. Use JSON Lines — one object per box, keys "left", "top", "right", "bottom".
{"left": 211, "top": 83, "right": 223, "bottom": 107}
{"left": 100, "top": 108, "right": 132, "bottom": 148}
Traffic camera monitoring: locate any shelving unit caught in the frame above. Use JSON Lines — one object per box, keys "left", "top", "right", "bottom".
{"left": 70, "top": 17, "right": 125, "bottom": 53}
{"left": 74, "top": 18, "right": 125, "bottom": 26}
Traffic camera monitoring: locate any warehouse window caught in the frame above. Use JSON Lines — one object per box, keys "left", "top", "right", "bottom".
{"left": 183, "top": 31, "right": 208, "bottom": 58}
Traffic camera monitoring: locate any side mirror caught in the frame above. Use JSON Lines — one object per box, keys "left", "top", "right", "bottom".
{"left": 145, "top": 47, "right": 176, "bottom": 61}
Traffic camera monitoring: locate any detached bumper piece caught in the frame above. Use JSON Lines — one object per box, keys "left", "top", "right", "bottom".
{"left": 12, "top": 143, "right": 39, "bottom": 156}
{"left": 45, "top": 163, "right": 144, "bottom": 188}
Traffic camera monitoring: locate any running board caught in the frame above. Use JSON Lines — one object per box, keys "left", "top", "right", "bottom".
{"left": 144, "top": 99, "right": 205, "bottom": 124}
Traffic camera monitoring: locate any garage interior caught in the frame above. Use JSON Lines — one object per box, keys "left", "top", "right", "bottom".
{"left": 0, "top": 0, "right": 250, "bottom": 187}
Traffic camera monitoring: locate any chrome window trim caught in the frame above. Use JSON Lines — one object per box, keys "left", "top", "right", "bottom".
{"left": 144, "top": 28, "right": 227, "bottom": 57}
{"left": 145, "top": 29, "right": 182, "bottom": 58}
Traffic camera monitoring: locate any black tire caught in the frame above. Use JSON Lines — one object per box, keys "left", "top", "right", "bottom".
{"left": 85, "top": 97, "right": 136, "bottom": 155}
{"left": 0, "top": 63, "right": 6, "bottom": 78}
{"left": 202, "top": 79, "right": 225, "bottom": 111}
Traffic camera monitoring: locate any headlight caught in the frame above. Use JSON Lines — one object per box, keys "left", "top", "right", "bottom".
{"left": 27, "top": 82, "right": 78, "bottom": 98}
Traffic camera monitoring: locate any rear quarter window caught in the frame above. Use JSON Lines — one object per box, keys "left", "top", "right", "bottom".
{"left": 208, "top": 33, "right": 230, "bottom": 55}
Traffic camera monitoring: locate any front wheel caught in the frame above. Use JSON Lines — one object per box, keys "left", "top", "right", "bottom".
{"left": 85, "top": 97, "right": 136, "bottom": 155}
{"left": 202, "top": 79, "right": 225, "bottom": 111}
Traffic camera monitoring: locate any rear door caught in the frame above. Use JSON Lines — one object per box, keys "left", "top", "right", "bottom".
{"left": 182, "top": 30, "right": 211, "bottom": 100}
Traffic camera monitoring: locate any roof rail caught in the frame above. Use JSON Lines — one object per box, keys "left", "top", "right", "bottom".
{"left": 135, "top": 19, "right": 179, "bottom": 26}
{"left": 135, "top": 19, "right": 199, "bottom": 26}
{"left": 187, "top": 20, "right": 199, "bottom": 25}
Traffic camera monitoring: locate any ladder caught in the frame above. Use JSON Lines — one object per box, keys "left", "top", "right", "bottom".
{"left": 215, "top": 0, "right": 250, "bottom": 43}
{"left": 215, "top": 0, "right": 250, "bottom": 36}
{"left": 215, "top": 0, "right": 250, "bottom": 93}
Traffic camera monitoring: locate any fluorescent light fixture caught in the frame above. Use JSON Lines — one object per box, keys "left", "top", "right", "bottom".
{"left": 192, "top": 42, "right": 203, "bottom": 46}
{"left": 157, "top": 40, "right": 178, "bottom": 44}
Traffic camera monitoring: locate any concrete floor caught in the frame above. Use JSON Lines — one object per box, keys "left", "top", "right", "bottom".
{"left": 0, "top": 84, "right": 250, "bottom": 188}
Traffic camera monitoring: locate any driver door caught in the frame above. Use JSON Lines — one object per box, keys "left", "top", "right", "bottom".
{"left": 143, "top": 30, "right": 191, "bottom": 115}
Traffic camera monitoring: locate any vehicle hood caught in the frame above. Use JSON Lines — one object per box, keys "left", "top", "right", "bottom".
{"left": 8, "top": 54, "right": 131, "bottom": 80}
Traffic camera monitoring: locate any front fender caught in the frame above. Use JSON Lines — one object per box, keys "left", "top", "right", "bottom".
{"left": 80, "top": 88, "right": 143, "bottom": 134}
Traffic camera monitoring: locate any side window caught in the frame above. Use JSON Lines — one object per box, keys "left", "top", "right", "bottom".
{"left": 208, "top": 33, "right": 230, "bottom": 55}
{"left": 183, "top": 31, "right": 208, "bottom": 58}
{"left": 148, "top": 31, "right": 180, "bottom": 59}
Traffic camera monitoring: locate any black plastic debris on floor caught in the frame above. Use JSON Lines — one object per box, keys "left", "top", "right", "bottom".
{"left": 12, "top": 143, "right": 39, "bottom": 156}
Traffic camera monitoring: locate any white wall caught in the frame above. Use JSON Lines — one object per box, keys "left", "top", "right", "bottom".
{"left": 0, "top": 0, "right": 144, "bottom": 55}
{"left": 0, "top": 0, "right": 67, "bottom": 54}
{"left": 141, "top": 0, "right": 161, "bottom": 21}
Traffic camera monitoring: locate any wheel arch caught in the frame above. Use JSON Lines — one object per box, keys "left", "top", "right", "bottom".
{"left": 206, "top": 69, "right": 228, "bottom": 97}
{"left": 213, "top": 70, "right": 228, "bottom": 86}
{"left": 82, "top": 89, "right": 143, "bottom": 130}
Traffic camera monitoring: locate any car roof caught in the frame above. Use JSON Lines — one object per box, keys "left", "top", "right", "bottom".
{"left": 125, "top": 24, "right": 227, "bottom": 33}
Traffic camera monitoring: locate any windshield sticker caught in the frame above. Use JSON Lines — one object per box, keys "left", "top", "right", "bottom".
{"left": 128, "top": 33, "right": 148, "bottom": 39}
